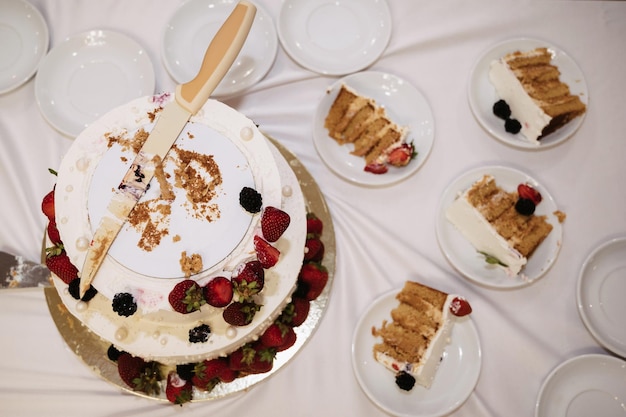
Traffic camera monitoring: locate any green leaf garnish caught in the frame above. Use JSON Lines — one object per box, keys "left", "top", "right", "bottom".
{"left": 478, "top": 251, "right": 508, "bottom": 267}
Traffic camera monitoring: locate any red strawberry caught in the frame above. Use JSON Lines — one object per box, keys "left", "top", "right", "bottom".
{"left": 304, "top": 236, "right": 324, "bottom": 262}
{"left": 191, "top": 358, "right": 229, "bottom": 391}
{"left": 41, "top": 189, "right": 55, "bottom": 220}
{"left": 298, "top": 262, "right": 329, "bottom": 301}
{"left": 517, "top": 183, "right": 542, "bottom": 205}
{"left": 166, "top": 371, "right": 193, "bottom": 404}
{"left": 276, "top": 327, "right": 297, "bottom": 352}
{"left": 168, "top": 280, "right": 206, "bottom": 314}
{"left": 364, "top": 163, "right": 388, "bottom": 174}
{"left": 248, "top": 343, "right": 275, "bottom": 374}
{"left": 261, "top": 206, "right": 290, "bottom": 242}
{"left": 228, "top": 345, "right": 256, "bottom": 371}
{"left": 47, "top": 220, "right": 62, "bottom": 245}
{"left": 306, "top": 213, "right": 323, "bottom": 236}
{"left": 231, "top": 260, "right": 264, "bottom": 300}
{"left": 45, "top": 247, "right": 78, "bottom": 284}
{"left": 117, "top": 352, "right": 162, "bottom": 395}
{"left": 260, "top": 322, "right": 291, "bottom": 348}
{"left": 203, "top": 276, "right": 233, "bottom": 307}
{"left": 279, "top": 297, "right": 310, "bottom": 327}
{"left": 254, "top": 235, "right": 280, "bottom": 269}
{"left": 449, "top": 296, "right": 472, "bottom": 317}
{"left": 387, "top": 142, "right": 415, "bottom": 167}
{"left": 223, "top": 301, "right": 261, "bottom": 326}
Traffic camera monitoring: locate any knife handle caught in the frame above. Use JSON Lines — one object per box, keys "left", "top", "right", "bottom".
{"left": 176, "top": 1, "right": 256, "bottom": 113}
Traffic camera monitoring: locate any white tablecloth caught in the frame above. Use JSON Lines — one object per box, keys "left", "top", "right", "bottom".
{"left": 1, "top": 1, "right": 625, "bottom": 416}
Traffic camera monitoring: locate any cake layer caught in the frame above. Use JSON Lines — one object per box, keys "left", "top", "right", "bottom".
{"left": 372, "top": 281, "right": 455, "bottom": 388}
{"left": 489, "top": 47, "right": 586, "bottom": 143}
{"left": 52, "top": 94, "right": 306, "bottom": 366}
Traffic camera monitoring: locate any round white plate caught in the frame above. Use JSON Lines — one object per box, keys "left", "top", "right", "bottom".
{"left": 313, "top": 71, "right": 434, "bottom": 187}
{"left": 352, "top": 288, "right": 481, "bottom": 417}
{"left": 535, "top": 354, "right": 626, "bottom": 417}
{"left": 577, "top": 236, "right": 626, "bottom": 358}
{"left": 162, "top": 0, "right": 277, "bottom": 97}
{"left": 277, "top": 0, "right": 391, "bottom": 75}
{"left": 436, "top": 165, "right": 563, "bottom": 289}
{"left": 35, "top": 30, "right": 155, "bottom": 137}
{"left": 468, "top": 37, "right": 588, "bottom": 149}
{"left": 0, "top": 0, "right": 49, "bottom": 94}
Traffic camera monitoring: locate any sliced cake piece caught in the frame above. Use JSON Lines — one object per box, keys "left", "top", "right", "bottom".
{"left": 489, "top": 47, "right": 586, "bottom": 143}
{"left": 445, "top": 175, "right": 553, "bottom": 275}
{"left": 371, "top": 281, "right": 472, "bottom": 390}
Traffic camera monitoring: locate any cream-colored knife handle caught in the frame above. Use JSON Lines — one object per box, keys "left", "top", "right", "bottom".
{"left": 176, "top": 1, "right": 256, "bottom": 113}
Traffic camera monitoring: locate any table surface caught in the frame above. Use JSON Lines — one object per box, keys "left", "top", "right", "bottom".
{"left": 1, "top": 1, "right": 625, "bottom": 416}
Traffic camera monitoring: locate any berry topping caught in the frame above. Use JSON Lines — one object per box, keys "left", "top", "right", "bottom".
{"left": 364, "top": 163, "right": 388, "bottom": 174}
{"left": 306, "top": 213, "right": 323, "bottom": 236}
{"left": 45, "top": 246, "right": 78, "bottom": 284}
{"left": 517, "top": 183, "right": 542, "bottom": 205}
{"left": 304, "top": 236, "right": 324, "bottom": 262}
{"left": 175, "top": 363, "right": 195, "bottom": 381}
{"left": 117, "top": 352, "right": 162, "bottom": 395}
{"left": 279, "top": 297, "right": 310, "bottom": 327}
{"left": 505, "top": 118, "right": 522, "bottom": 134}
{"left": 261, "top": 206, "right": 291, "bottom": 242}
{"left": 297, "top": 262, "right": 329, "bottom": 301}
{"left": 449, "top": 296, "right": 472, "bottom": 317}
{"left": 203, "top": 276, "right": 233, "bottom": 307}
{"left": 41, "top": 189, "right": 56, "bottom": 220}
{"left": 47, "top": 220, "right": 61, "bottom": 245}
{"left": 165, "top": 371, "right": 193, "bottom": 405}
{"left": 189, "top": 323, "right": 212, "bottom": 343}
{"left": 515, "top": 198, "right": 536, "bottom": 216}
{"left": 260, "top": 322, "right": 291, "bottom": 348}
{"left": 191, "top": 357, "right": 231, "bottom": 391}
{"left": 253, "top": 235, "right": 280, "bottom": 269}
{"left": 168, "top": 280, "right": 206, "bottom": 314}
{"left": 493, "top": 99, "right": 511, "bottom": 119}
{"left": 107, "top": 344, "right": 122, "bottom": 361}
{"left": 112, "top": 292, "right": 138, "bottom": 317}
{"left": 231, "top": 260, "right": 264, "bottom": 300}
{"left": 68, "top": 278, "right": 98, "bottom": 301}
{"left": 222, "top": 301, "right": 261, "bottom": 326}
{"left": 395, "top": 371, "right": 416, "bottom": 391}
{"left": 387, "top": 142, "right": 416, "bottom": 167}
{"left": 239, "top": 186, "right": 262, "bottom": 213}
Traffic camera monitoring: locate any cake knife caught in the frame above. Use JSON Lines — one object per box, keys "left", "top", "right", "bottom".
{"left": 78, "top": 1, "right": 257, "bottom": 297}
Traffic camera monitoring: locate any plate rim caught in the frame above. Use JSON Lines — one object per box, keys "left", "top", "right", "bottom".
{"left": 435, "top": 164, "right": 563, "bottom": 289}
{"left": 312, "top": 70, "right": 435, "bottom": 187}
{"left": 576, "top": 235, "right": 626, "bottom": 358}
{"left": 467, "top": 36, "right": 588, "bottom": 150}
{"left": 161, "top": 0, "right": 278, "bottom": 97}
{"left": 277, "top": 0, "right": 392, "bottom": 75}
{"left": 34, "top": 29, "right": 155, "bottom": 137}
{"left": 0, "top": 0, "right": 49, "bottom": 94}
{"left": 534, "top": 353, "right": 626, "bottom": 417}
{"left": 351, "top": 286, "right": 482, "bottom": 417}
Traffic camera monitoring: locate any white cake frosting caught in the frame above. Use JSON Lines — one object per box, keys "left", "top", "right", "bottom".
{"left": 488, "top": 54, "right": 552, "bottom": 144}
{"left": 374, "top": 295, "right": 455, "bottom": 388}
{"left": 446, "top": 175, "right": 526, "bottom": 275}
{"left": 52, "top": 94, "right": 306, "bottom": 365}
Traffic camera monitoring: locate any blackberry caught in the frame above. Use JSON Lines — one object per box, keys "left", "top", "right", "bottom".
{"left": 107, "top": 345, "right": 122, "bottom": 361}
{"left": 493, "top": 99, "right": 511, "bottom": 119}
{"left": 112, "top": 292, "right": 137, "bottom": 317}
{"left": 68, "top": 278, "right": 98, "bottom": 301}
{"left": 189, "top": 324, "right": 211, "bottom": 343}
{"left": 515, "top": 198, "right": 536, "bottom": 216}
{"left": 239, "top": 186, "right": 262, "bottom": 213}
{"left": 505, "top": 118, "right": 522, "bottom": 134}
{"left": 176, "top": 363, "right": 195, "bottom": 381}
{"left": 395, "top": 371, "right": 416, "bottom": 391}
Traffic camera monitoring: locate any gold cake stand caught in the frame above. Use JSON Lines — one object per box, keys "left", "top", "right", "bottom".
{"left": 44, "top": 136, "right": 336, "bottom": 402}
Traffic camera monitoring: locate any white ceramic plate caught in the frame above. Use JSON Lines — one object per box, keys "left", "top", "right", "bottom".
{"left": 577, "top": 236, "right": 626, "bottom": 358}
{"left": 0, "top": 0, "right": 49, "bottom": 94}
{"left": 313, "top": 71, "right": 434, "bottom": 187}
{"left": 436, "top": 165, "right": 563, "bottom": 289}
{"left": 468, "top": 37, "right": 588, "bottom": 149}
{"left": 162, "top": 0, "right": 277, "bottom": 97}
{"left": 35, "top": 30, "right": 155, "bottom": 137}
{"left": 277, "top": 0, "right": 391, "bottom": 75}
{"left": 352, "top": 288, "right": 481, "bottom": 417}
{"left": 535, "top": 354, "right": 626, "bottom": 417}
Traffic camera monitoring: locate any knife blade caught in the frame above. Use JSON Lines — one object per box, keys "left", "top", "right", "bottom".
{"left": 0, "top": 251, "right": 51, "bottom": 288}
{"left": 79, "top": 1, "right": 257, "bottom": 296}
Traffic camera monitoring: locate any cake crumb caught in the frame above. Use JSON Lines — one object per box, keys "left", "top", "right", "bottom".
{"left": 172, "top": 234, "right": 181, "bottom": 242}
{"left": 553, "top": 210, "right": 567, "bottom": 223}
{"left": 180, "top": 251, "right": 203, "bottom": 278}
